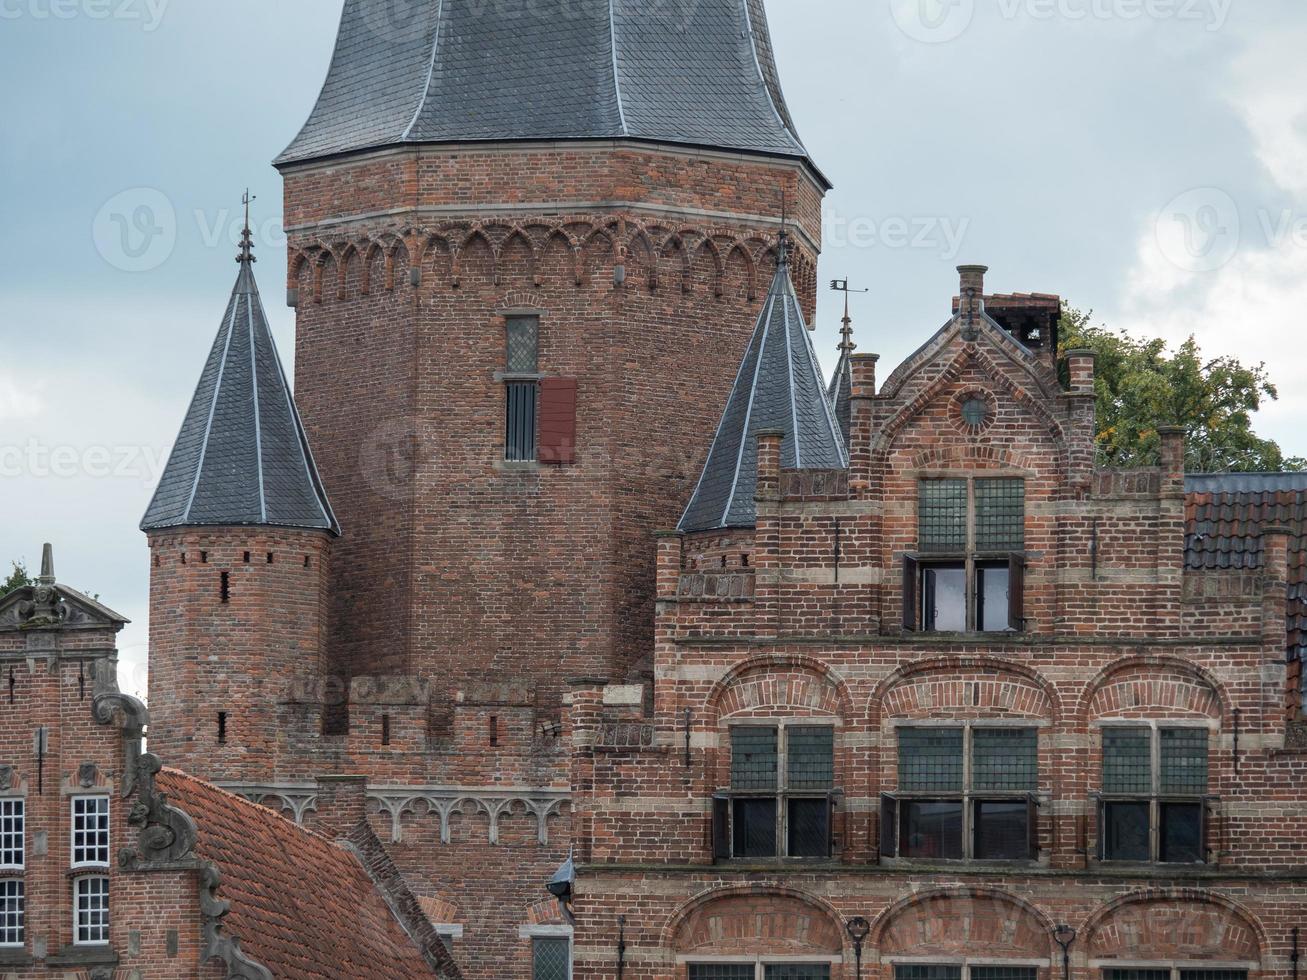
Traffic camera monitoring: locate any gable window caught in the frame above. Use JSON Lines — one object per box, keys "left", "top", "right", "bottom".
{"left": 532, "top": 936, "right": 570, "bottom": 980}
{"left": 71, "top": 797, "right": 109, "bottom": 868}
{"left": 0, "top": 800, "right": 23, "bottom": 870}
{"left": 74, "top": 875, "right": 109, "bottom": 945}
{"left": 713, "top": 724, "right": 836, "bottom": 861}
{"left": 505, "top": 315, "right": 540, "bottom": 462}
{"left": 1098, "top": 725, "right": 1210, "bottom": 863}
{"left": 881, "top": 725, "right": 1039, "bottom": 861}
{"left": 903, "top": 477, "right": 1025, "bottom": 633}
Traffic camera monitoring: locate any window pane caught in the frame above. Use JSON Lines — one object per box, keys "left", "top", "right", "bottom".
{"left": 1105, "top": 971, "right": 1170, "bottom": 980}
{"left": 919, "top": 479, "right": 967, "bottom": 552}
{"left": 899, "top": 728, "right": 963, "bottom": 792}
{"left": 506, "top": 316, "right": 539, "bottom": 373}
{"left": 75, "top": 876, "right": 109, "bottom": 945}
{"left": 732, "top": 798, "right": 777, "bottom": 858}
{"left": 973, "top": 969, "right": 1037, "bottom": 980}
{"left": 1160, "top": 801, "right": 1204, "bottom": 863}
{"left": 787, "top": 798, "right": 829, "bottom": 858}
{"left": 0, "top": 880, "right": 22, "bottom": 947}
{"left": 896, "top": 966, "right": 962, "bottom": 980}
{"left": 1181, "top": 972, "right": 1248, "bottom": 980}
{"left": 923, "top": 564, "right": 966, "bottom": 632}
{"left": 972, "top": 728, "right": 1038, "bottom": 791}
{"left": 787, "top": 727, "right": 834, "bottom": 790}
{"left": 973, "top": 800, "right": 1030, "bottom": 860}
{"left": 976, "top": 563, "right": 1012, "bottom": 633}
{"left": 1102, "top": 727, "right": 1152, "bottom": 794}
{"left": 731, "top": 727, "right": 778, "bottom": 790}
{"left": 1103, "top": 801, "right": 1150, "bottom": 861}
{"left": 532, "top": 937, "right": 569, "bottom": 980}
{"left": 766, "top": 966, "right": 831, "bottom": 980}
{"left": 975, "top": 478, "right": 1025, "bottom": 552}
{"left": 1160, "top": 728, "right": 1209, "bottom": 794}
{"left": 72, "top": 797, "right": 110, "bottom": 867}
{"left": 690, "top": 967, "right": 754, "bottom": 980}
{"left": 901, "top": 800, "right": 963, "bottom": 859}
{"left": 505, "top": 381, "right": 538, "bottom": 461}
{"left": 0, "top": 800, "right": 23, "bottom": 869}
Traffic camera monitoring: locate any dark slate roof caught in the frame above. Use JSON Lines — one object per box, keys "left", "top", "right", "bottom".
{"left": 1184, "top": 473, "right": 1307, "bottom": 662}
{"left": 141, "top": 259, "right": 339, "bottom": 535}
{"left": 827, "top": 337, "right": 853, "bottom": 448}
{"left": 276, "top": 0, "right": 816, "bottom": 173}
{"left": 679, "top": 255, "right": 848, "bottom": 533}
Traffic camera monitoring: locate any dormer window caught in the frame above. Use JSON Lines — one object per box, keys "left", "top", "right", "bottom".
{"left": 903, "top": 477, "right": 1026, "bottom": 633}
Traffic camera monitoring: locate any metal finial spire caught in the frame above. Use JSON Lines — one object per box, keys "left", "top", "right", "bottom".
{"left": 830, "top": 279, "right": 867, "bottom": 353}
{"left": 238, "top": 189, "right": 257, "bottom": 265}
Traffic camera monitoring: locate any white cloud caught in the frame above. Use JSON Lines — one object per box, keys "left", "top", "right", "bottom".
{"left": 0, "top": 372, "right": 45, "bottom": 422}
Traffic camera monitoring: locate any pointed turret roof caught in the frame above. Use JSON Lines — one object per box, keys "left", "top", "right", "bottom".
{"left": 679, "top": 244, "right": 847, "bottom": 533}
{"left": 141, "top": 214, "right": 339, "bottom": 535}
{"left": 827, "top": 298, "right": 856, "bottom": 446}
{"left": 276, "top": 0, "right": 824, "bottom": 183}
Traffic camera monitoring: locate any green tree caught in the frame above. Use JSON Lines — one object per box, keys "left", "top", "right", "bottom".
{"left": 1, "top": 562, "right": 32, "bottom": 597}
{"left": 1059, "top": 305, "right": 1305, "bottom": 473}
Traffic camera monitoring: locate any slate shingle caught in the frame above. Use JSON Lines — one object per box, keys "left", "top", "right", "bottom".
{"left": 140, "top": 261, "right": 339, "bottom": 535}
{"left": 679, "top": 255, "right": 847, "bottom": 533}
{"left": 276, "top": 0, "right": 815, "bottom": 170}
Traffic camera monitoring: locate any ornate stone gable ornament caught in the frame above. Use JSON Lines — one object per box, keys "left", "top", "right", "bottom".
{"left": 120, "top": 753, "right": 199, "bottom": 869}
{"left": 17, "top": 544, "right": 66, "bottom": 628}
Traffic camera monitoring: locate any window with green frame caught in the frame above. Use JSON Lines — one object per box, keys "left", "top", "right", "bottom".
{"left": 1098, "top": 725, "right": 1210, "bottom": 863}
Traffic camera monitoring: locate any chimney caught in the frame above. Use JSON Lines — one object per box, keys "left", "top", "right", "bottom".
{"left": 957, "top": 265, "right": 987, "bottom": 318}
{"left": 314, "top": 775, "right": 368, "bottom": 840}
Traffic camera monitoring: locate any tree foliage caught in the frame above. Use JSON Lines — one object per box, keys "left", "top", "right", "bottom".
{"left": 1, "top": 562, "right": 32, "bottom": 597}
{"left": 1059, "top": 306, "right": 1305, "bottom": 473}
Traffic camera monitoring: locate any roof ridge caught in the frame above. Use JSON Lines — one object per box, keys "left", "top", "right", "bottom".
{"left": 182, "top": 290, "right": 240, "bottom": 523}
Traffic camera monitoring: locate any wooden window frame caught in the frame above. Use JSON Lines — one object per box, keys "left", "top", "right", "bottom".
{"left": 714, "top": 721, "right": 839, "bottom": 862}
{"left": 882, "top": 722, "right": 1041, "bottom": 864}
{"left": 905, "top": 477, "right": 1026, "bottom": 633}
{"left": 1093, "top": 721, "right": 1215, "bottom": 866}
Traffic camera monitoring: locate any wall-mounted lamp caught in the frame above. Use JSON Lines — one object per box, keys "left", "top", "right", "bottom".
{"left": 846, "top": 916, "right": 871, "bottom": 980}
{"left": 1053, "top": 924, "right": 1077, "bottom": 980}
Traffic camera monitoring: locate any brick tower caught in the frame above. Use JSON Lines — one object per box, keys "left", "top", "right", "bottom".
{"left": 142, "top": 217, "right": 338, "bottom": 782}
{"left": 276, "top": 0, "right": 829, "bottom": 706}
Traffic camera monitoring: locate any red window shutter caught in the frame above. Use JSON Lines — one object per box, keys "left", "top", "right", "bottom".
{"left": 538, "top": 377, "right": 577, "bottom": 464}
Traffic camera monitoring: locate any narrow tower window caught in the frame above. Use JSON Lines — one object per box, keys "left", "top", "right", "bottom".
{"left": 217, "top": 712, "right": 228, "bottom": 745}
{"left": 381, "top": 714, "right": 391, "bottom": 746}
{"left": 504, "top": 315, "right": 540, "bottom": 462}
{"left": 489, "top": 715, "right": 499, "bottom": 747}
{"left": 219, "top": 571, "right": 230, "bottom": 605}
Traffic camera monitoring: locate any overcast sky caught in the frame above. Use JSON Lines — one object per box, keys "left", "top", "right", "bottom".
{"left": 3, "top": 0, "right": 1306, "bottom": 695}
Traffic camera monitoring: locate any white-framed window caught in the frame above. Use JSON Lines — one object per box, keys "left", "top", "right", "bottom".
{"left": 0, "top": 880, "right": 23, "bottom": 947}
{"left": 71, "top": 796, "right": 110, "bottom": 868}
{"left": 685, "top": 960, "right": 840, "bottom": 980}
{"left": 74, "top": 875, "right": 109, "bottom": 945}
{"left": 0, "top": 800, "right": 24, "bottom": 870}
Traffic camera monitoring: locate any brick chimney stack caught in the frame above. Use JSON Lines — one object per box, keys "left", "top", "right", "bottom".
{"left": 958, "top": 264, "right": 988, "bottom": 318}
{"left": 314, "top": 774, "right": 369, "bottom": 840}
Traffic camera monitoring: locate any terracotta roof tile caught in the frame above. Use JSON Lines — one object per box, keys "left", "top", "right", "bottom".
{"left": 158, "top": 769, "right": 441, "bottom": 979}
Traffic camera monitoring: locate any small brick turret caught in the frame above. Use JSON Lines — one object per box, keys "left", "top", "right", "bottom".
{"left": 142, "top": 218, "right": 338, "bottom": 781}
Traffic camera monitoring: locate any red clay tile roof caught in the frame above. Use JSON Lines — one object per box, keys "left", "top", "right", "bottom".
{"left": 158, "top": 769, "right": 443, "bottom": 979}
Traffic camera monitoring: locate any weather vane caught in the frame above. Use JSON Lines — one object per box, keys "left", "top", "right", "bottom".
{"left": 238, "top": 188, "right": 257, "bottom": 265}
{"left": 830, "top": 278, "right": 868, "bottom": 351}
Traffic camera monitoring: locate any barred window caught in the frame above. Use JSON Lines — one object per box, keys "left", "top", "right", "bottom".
{"left": 1099, "top": 725, "right": 1210, "bottom": 864}
{"left": 1105, "top": 971, "right": 1246, "bottom": 980}
{"left": 731, "top": 728, "right": 779, "bottom": 791}
{"left": 531, "top": 937, "right": 569, "bottom": 980}
{"left": 0, "top": 800, "right": 23, "bottom": 869}
{"left": 504, "top": 315, "right": 541, "bottom": 462}
{"left": 71, "top": 797, "right": 109, "bottom": 867}
{"left": 898, "top": 727, "right": 963, "bottom": 792}
{"left": 765, "top": 966, "right": 831, "bottom": 980}
{"left": 689, "top": 965, "right": 831, "bottom": 980}
{"left": 919, "top": 479, "right": 967, "bottom": 552}
{"left": 0, "top": 880, "right": 21, "bottom": 947}
{"left": 888, "top": 725, "right": 1039, "bottom": 862}
{"left": 1103, "top": 972, "right": 1170, "bottom": 980}
{"left": 897, "top": 968, "right": 963, "bottom": 980}
{"left": 898, "top": 966, "right": 1035, "bottom": 980}
{"left": 74, "top": 876, "right": 109, "bottom": 945}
